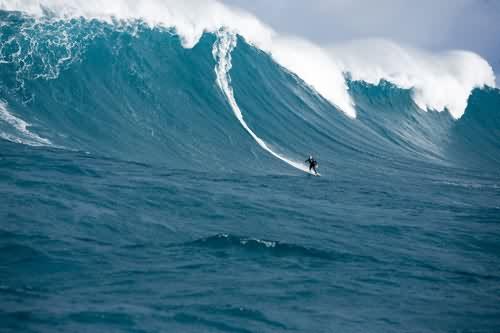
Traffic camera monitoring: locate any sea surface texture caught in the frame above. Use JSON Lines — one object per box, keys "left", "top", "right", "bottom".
{"left": 1, "top": 9, "right": 500, "bottom": 333}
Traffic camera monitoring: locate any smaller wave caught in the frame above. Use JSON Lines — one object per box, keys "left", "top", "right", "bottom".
{"left": 433, "top": 180, "right": 500, "bottom": 190}
{"left": 190, "top": 233, "right": 350, "bottom": 262}
{"left": 0, "top": 100, "right": 51, "bottom": 146}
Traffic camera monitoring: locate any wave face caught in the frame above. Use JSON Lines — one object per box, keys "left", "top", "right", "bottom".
{"left": 1, "top": 13, "right": 498, "bottom": 172}
{"left": 1, "top": 9, "right": 500, "bottom": 333}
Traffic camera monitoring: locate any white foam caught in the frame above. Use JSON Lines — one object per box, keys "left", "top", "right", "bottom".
{"left": 212, "top": 30, "right": 313, "bottom": 174}
{"left": 268, "top": 36, "right": 356, "bottom": 117}
{"left": 0, "top": 101, "right": 52, "bottom": 146}
{"left": 0, "top": 0, "right": 496, "bottom": 118}
{"left": 330, "top": 39, "right": 496, "bottom": 118}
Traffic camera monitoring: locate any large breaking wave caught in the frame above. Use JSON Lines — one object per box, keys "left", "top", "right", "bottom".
{"left": 1, "top": 0, "right": 496, "bottom": 118}
{"left": 0, "top": 1, "right": 499, "bottom": 173}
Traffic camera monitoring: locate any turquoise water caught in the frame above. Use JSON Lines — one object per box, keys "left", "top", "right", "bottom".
{"left": 1, "top": 13, "right": 500, "bottom": 333}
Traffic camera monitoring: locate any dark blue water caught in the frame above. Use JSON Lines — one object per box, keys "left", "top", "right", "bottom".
{"left": 1, "top": 13, "right": 500, "bottom": 333}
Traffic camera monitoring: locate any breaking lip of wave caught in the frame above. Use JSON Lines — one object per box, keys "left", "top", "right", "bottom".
{"left": 331, "top": 39, "right": 496, "bottom": 119}
{"left": 0, "top": 0, "right": 496, "bottom": 119}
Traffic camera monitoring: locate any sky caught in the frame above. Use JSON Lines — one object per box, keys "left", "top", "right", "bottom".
{"left": 221, "top": 0, "right": 500, "bottom": 75}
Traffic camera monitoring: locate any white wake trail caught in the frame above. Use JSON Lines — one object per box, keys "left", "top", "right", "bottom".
{"left": 212, "top": 30, "right": 312, "bottom": 174}
{"left": 0, "top": 101, "right": 52, "bottom": 146}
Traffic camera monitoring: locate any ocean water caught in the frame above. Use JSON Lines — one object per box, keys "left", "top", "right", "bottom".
{"left": 1, "top": 10, "right": 500, "bottom": 333}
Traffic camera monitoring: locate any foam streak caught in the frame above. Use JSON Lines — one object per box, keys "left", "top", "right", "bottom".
{"left": 212, "top": 30, "right": 312, "bottom": 174}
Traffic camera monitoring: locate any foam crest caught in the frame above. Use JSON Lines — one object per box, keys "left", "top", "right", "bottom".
{"left": 269, "top": 36, "right": 356, "bottom": 117}
{"left": 0, "top": 0, "right": 273, "bottom": 49}
{"left": 330, "top": 39, "right": 496, "bottom": 118}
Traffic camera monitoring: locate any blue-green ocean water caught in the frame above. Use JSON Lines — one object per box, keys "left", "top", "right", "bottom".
{"left": 1, "top": 12, "right": 500, "bottom": 333}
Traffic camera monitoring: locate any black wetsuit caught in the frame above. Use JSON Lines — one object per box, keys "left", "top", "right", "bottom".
{"left": 305, "top": 158, "right": 318, "bottom": 174}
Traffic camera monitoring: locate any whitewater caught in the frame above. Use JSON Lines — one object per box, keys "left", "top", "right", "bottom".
{"left": 1, "top": 1, "right": 499, "bottom": 333}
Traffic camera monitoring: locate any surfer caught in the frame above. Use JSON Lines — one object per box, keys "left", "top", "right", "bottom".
{"left": 305, "top": 155, "right": 319, "bottom": 175}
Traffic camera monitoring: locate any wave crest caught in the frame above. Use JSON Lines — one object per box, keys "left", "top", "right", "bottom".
{"left": 331, "top": 39, "right": 496, "bottom": 118}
